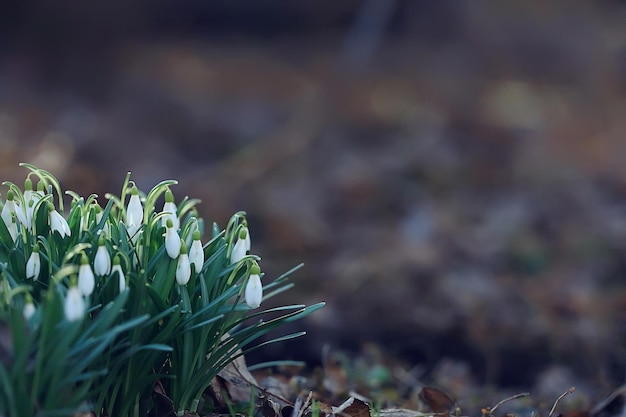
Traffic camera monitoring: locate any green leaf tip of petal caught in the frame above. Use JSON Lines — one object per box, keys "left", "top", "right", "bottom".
{"left": 180, "top": 242, "right": 188, "bottom": 254}
{"left": 165, "top": 189, "right": 175, "bottom": 203}
{"left": 131, "top": 185, "right": 139, "bottom": 195}
{"left": 98, "top": 235, "right": 106, "bottom": 245}
{"left": 80, "top": 253, "right": 89, "bottom": 264}
{"left": 113, "top": 255, "right": 121, "bottom": 265}
{"left": 33, "top": 244, "right": 40, "bottom": 252}
{"left": 250, "top": 264, "right": 261, "bottom": 275}
{"left": 6, "top": 190, "right": 14, "bottom": 200}
{"left": 166, "top": 218, "right": 174, "bottom": 228}
{"left": 192, "top": 230, "right": 201, "bottom": 240}
{"left": 24, "top": 178, "right": 32, "bottom": 190}
{"left": 238, "top": 228, "right": 247, "bottom": 240}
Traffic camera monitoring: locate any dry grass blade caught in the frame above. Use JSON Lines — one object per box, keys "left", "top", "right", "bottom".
{"left": 549, "top": 387, "right": 576, "bottom": 417}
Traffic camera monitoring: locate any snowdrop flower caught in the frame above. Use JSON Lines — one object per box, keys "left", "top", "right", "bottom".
{"left": 125, "top": 185, "right": 143, "bottom": 244}
{"left": 241, "top": 224, "right": 251, "bottom": 252}
{"left": 23, "top": 296, "right": 36, "bottom": 320}
{"left": 23, "top": 178, "right": 41, "bottom": 230}
{"left": 2, "top": 190, "right": 23, "bottom": 232}
{"left": 189, "top": 230, "right": 204, "bottom": 273}
{"left": 6, "top": 213, "right": 17, "bottom": 242}
{"left": 244, "top": 264, "right": 263, "bottom": 309}
{"left": 26, "top": 244, "right": 41, "bottom": 280}
{"left": 94, "top": 235, "right": 111, "bottom": 276}
{"left": 230, "top": 229, "right": 248, "bottom": 265}
{"left": 94, "top": 204, "right": 110, "bottom": 238}
{"left": 161, "top": 189, "right": 179, "bottom": 230}
{"left": 78, "top": 252, "right": 95, "bottom": 296}
{"left": 163, "top": 218, "right": 181, "bottom": 259}
{"left": 176, "top": 242, "right": 191, "bottom": 286}
{"left": 111, "top": 255, "right": 126, "bottom": 292}
{"left": 64, "top": 285, "right": 85, "bottom": 322}
{"left": 49, "top": 203, "right": 71, "bottom": 237}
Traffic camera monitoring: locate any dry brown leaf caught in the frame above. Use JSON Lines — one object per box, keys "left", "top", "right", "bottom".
{"left": 341, "top": 398, "right": 371, "bottom": 417}
{"left": 419, "top": 387, "right": 455, "bottom": 416}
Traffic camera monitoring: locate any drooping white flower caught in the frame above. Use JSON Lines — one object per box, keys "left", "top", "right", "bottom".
{"left": 24, "top": 198, "right": 36, "bottom": 230}
{"left": 230, "top": 228, "right": 248, "bottom": 265}
{"left": 111, "top": 255, "right": 126, "bottom": 292}
{"left": 64, "top": 286, "right": 85, "bottom": 322}
{"left": 163, "top": 218, "right": 181, "bottom": 259}
{"left": 23, "top": 178, "right": 41, "bottom": 230}
{"left": 242, "top": 225, "right": 251, "bottom": 252}
{"left": 176, "top": 242, "right": 191, "bottom": 286}
{"left": 48, "top": 203, "right": 71, "bottom": 237}
{"left": 189, "top": 230, "right": 204, "bottom": 273}
{"left": 6, "top": 213, "right": 17, "bottom": 242}
{"left": 244, "top": 264, "right": 263, "bottom": 309}
{"left": 94, "top": 204, "right": 111, "bottom": 238}
{"left": 1, "top": 190, "right": 17, "bottom": 223}
{"left": 23, "top": 298, "right": 36, "bottom": 320}
{"left": 125, "top": 186, "right": 143, "bottom": 244}
{"left": 161, "top": 189, "right": 179, "bottom": 230}
{"left": 78, "top": 252, "right": 95, "bottom": 296}
{"left": 26, "top": 244, "right": 41, "bottom": 280}
{"left": 94, "top": 235, "right": 111, "bottom": 276}
{"left": 2, "top": 190, "right": 22, "bottom": 238}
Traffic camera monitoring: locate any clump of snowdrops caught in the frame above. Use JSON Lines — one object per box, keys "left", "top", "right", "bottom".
{"left": 0, "top": 164, "right": 323, "bottom": 417}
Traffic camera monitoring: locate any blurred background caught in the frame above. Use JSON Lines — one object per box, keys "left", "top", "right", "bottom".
{"left": 2, "top": 0, "right": 626, "bottom": 405}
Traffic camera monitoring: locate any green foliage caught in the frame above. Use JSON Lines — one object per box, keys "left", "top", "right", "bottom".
{"left": 0, "top": 164, "right": 323, "bottom": 417}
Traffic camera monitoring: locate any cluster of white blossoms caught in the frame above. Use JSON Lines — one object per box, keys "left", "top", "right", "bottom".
{"left": 2, "top": 178, "right": 264, "bottom": 323}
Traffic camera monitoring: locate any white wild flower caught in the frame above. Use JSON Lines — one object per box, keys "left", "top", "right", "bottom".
{"left": 176, "top": 243, "right": 191, "bottom": 286}
{"left": 25, "top": 244, "right": 41, "bottom": 280}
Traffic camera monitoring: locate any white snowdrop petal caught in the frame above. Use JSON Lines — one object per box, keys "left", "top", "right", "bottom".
{"left": 162, "top": 201, "right": 180, "bottom": 230}
{"left": 164, "top": 228, "right": 181, "bottom": 259}
{"left": 230, "top": 239, "right": 247, "bottom": 265}
{"left": 23, "top": 302, "right": 36, "bottom": 320}
{"left": 112, "top": 264, "right": 126, "bottom": 292}
{"left": 176, "top": 254, "right": 191, "bottom": 285}
{"left": 78, "top": 263, "right": 95, "bottom": 296}
{"left": 189, "top": 240, "right": 204, "bottom": 272}
{"left": 26, "top": 251, "right": 41, "bottom": 280}
{"left": 50, "top": 210, "right": 71, "bottom": 237}
{"left": 64, "top": 287, "right": 85, "bottom": 322}
{"left": 94, "top": 245, "right": 111, "bottom": 276}
{"left": 243, "top": 227, "right": 251, "bottom": 252}
{"left": 245, "top": 274, "right": 263, "bottom": 309}
{"left": 126, "top": 194, "right": 143, "bottom": 228}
